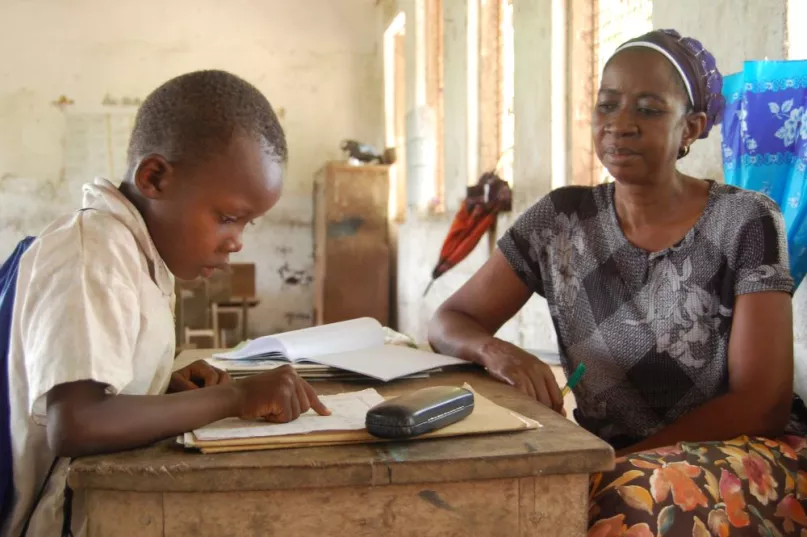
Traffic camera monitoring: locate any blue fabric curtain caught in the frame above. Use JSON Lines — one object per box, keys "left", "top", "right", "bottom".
{"left": 721, "top": 60, "right": 807, "bottom": 289}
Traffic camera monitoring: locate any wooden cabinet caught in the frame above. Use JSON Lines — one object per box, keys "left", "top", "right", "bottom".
{"left": 313, "top": 162, "right": 391, "bottom": 326}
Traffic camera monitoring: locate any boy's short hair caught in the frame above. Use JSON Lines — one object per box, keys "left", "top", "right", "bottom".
{"left": 127, "top": 70, "right": 287, "bottom": 170}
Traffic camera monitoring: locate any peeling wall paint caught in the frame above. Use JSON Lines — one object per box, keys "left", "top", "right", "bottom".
{"left": 0, "top": 0, "right": 384, "bottom": 337}
{"left": 277, "top": 262, "right": 314, "bottom": 287}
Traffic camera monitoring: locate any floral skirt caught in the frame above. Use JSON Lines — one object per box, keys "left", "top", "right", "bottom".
{"left": 588, "top": 436, "right": 807, "bottom": 536}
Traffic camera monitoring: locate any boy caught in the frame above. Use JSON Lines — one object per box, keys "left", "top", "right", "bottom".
{"left": 2, "top": 70, "right": 329, "bottom": 537}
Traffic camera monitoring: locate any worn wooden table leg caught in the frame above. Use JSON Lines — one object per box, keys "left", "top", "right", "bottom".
{"left": 85, "top": 474, "right": 589, "bottom": 537}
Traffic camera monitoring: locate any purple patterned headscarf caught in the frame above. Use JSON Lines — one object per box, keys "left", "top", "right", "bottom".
{"left": 613, "top": 29, "right": 725, "bottom": 139}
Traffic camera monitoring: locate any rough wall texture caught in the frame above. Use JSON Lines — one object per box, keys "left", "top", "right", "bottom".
{"left": 0, "top": 0, "right": 383, "bottom": 336}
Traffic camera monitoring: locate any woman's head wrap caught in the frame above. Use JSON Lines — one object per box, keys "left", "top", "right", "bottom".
{"left": 612, "top": 29, "right": 725, "bottom": 139}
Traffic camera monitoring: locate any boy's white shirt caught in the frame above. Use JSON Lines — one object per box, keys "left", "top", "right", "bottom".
{"left": 2, "top": 178, "right": 176, "bottom": 537}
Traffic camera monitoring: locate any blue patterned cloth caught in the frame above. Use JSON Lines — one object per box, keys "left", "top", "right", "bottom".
{"left": 721, "top": 60, "right": 807, "bottom": 289}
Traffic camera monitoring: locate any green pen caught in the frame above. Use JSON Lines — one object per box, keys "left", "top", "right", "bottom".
{"left": 561, "top": 363, "right": 586, "bottom": 397}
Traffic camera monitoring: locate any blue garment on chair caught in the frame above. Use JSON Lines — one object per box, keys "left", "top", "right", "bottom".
{"left": 0, "top": 237, "right": 35, "bottom": 525}
{"left": 721, "top": 60, "right": 807, "bottom": 289}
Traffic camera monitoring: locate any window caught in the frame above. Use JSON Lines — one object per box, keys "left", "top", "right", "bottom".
{"left": 425, "top": 0, "right": 445, "bottom": 211}
{"left": 568, "top": 0, "right": 652, "bottom": 186}
{"left": 384, "top": 12, "right": 407, "bottom": 221}
{"left": 487, "top": 0, "right": 565, "bottom": 190}
{"left": 478, "top": 0, "right": 513, "bottom": 185}
{"left": 594, "top": 0, "right": 653, "bottom": 183}
{"left": 500, "top": 0, "right": 515, "bottom": 185}
{"left": 595, "top": 1, "right": 653, "bottom": 86}
{"left": 401, "top": 0, "right": 444, "bottom": 214}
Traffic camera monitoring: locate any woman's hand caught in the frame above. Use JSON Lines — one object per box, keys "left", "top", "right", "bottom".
{"left": 169, "top": 360, "right": 231, "bottom": 393}
{"left": 479, "top": 338, "right": 565, "bottom": 414}
{"left": 427, "top": 251, "right": 565, "bottom": 413}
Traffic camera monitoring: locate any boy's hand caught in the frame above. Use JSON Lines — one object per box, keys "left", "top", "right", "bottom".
{"left": 233, "top": 365, "right": 331, "bottom": 423}
{"left": 169, "top": 360, "right": 231, "bottom": 393}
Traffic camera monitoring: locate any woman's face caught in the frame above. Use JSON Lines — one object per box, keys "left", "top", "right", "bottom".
{"left": 593, "top": 48, "right": 705, "bottom": 185}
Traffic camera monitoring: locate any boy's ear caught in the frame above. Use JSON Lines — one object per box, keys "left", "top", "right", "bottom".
{"left": 133, "top": 154, "right": 175, "bottom": 200}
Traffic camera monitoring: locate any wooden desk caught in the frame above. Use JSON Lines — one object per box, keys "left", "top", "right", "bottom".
{"left": 69, "top": 351, "right": 614, "bottom": 537}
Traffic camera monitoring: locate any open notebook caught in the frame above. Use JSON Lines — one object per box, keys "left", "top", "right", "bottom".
{"left": 212, "top": 318, "right": 467, "bottom": 382}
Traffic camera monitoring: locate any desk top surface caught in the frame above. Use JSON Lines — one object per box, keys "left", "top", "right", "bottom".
{"left": 68, "top": 349, "right": 614, "bottom": 493}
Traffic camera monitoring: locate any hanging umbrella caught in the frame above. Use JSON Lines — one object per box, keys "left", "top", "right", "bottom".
{"left": 721, "top": 59, "right": 807, "bottom": 288}
{"left": 423, "top": 170, "right": 512, "bottom": 296}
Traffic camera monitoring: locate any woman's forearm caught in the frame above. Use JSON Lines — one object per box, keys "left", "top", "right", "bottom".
{"left": 427, "top": 250, "right": 533, "bottom": 367}
{"left": 428, "top": 308, "right": 498, "bottom": 366}
{"left": 619, "top": 391, "right": 791, "bottom": 457}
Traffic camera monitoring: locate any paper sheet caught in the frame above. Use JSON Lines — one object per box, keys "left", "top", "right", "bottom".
{"left": 308, "top": 345, "right": 466, "bottom": 382}
{"left": 205, "top": 357, "right": 327, "bottom": 371}
{"left": 191, "top": 388, "right": 385, "bottom": 441}
{"left": 211, "top": 318, "right": 466, "bottom": 382}
{"left": 213, "top": 318, "right": 385, "bottom": 361}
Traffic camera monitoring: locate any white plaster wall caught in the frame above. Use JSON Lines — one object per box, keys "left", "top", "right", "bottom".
{"left": 0, "top": 0, "right": 383, "bottom": 336}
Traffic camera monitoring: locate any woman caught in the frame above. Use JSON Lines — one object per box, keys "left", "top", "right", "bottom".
{"left": 429, "top": 29, "right": 807, "bottom": 535}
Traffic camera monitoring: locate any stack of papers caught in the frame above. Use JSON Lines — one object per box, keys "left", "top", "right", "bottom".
{"left": 205, "top": 357, "right": 432, "bottom": 382}
{"left": 179, "top": 384, "right": 541, "bottom": 454}
{"left": 211, "top": 318, "right": 469, "bottom": 382}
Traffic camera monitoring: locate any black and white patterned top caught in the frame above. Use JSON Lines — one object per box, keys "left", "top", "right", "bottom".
{"left": 498, "top": 181, "right": 795, "bottom": 448}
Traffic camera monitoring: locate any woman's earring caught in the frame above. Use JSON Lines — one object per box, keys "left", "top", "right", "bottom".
{"left": 678, "top": 145, "right": 690, "bottom": 159}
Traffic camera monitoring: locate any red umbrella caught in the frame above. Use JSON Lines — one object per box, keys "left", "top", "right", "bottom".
{"left": 423, "top": 171, "right": 512, "bottom": 296}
